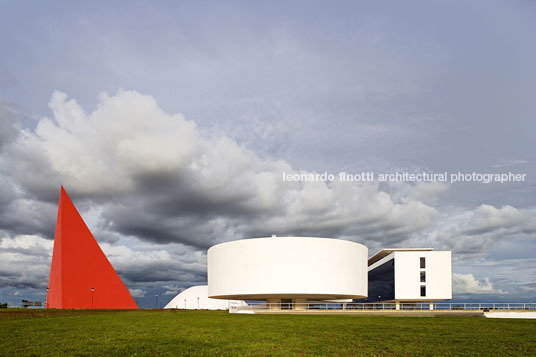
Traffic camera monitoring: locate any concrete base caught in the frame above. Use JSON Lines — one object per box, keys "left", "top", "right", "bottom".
{"left": 248, "top": 310, "right": 484, "bottom": 317}
{"left": 485, "top": 312, "right": 536, "bottom": 319}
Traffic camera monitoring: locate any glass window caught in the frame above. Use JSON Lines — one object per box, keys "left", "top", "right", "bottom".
{"left": 420, "top": 285, "right": 426, "bottom": 297}
{"left": 420, "top": 257, "right": 426, "bottom": 269}
{"left": 420, "top": 271, "right": 426, "bottom": 282}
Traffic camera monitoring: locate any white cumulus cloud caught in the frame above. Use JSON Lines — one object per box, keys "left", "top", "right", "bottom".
{"left": 1, "top": 90, "right": 439, "bottom": 250}
{"left": 453, "top": 273, "right": 507, "bottom": 295}
{"left": 1, "top": 90, "right": 534, "bottom": 300}
{"left": 128, "top": 288, "right": 145, "bottom": 298}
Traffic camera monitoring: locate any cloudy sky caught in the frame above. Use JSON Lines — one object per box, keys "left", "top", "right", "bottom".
{"left": 1, "top": 0, "right": 535, "bottom": 308}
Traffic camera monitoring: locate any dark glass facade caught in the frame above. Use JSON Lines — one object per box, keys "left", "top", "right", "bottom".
{"left": 355, "top": 258, "right": 395, "bottom": 302}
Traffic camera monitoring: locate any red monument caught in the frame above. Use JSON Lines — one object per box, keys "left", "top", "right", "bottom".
{"left": 46, "top": 187, "right": 138, "bottom": 309}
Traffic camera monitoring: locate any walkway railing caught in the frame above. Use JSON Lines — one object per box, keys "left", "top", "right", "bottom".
{"left": 230, "top": 302, "right": 536, "bottom": 313}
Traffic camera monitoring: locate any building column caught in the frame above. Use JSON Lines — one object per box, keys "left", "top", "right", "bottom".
{"left": 395, "top": 301, "right": 400, "bottom": 310}
{"left": 429, "top": 301, "right": 434, "bottom": 310}
{"left": 293, "top": 298, "right": 307, "bottom": 310}
{"left": 266, "top": 298, "right": 280, "bottom": 310}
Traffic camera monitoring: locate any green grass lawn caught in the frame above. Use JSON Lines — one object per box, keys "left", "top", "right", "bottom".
{"left": 1, "top": 309, "right": 535, "bottom": 356}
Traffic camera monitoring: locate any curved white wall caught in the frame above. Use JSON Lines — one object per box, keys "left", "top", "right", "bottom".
{"left": 164, "top": 285, "right": 246, "bottom": 310}
{"left": 208, "top": 237, "right": 367, "bottom": 300}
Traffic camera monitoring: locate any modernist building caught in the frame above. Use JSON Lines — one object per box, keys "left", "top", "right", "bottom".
{"left": 207, "top": 237, "right": 368, "bottom": 307}
{"left": 164, "top": 285, "right": 246, "bottom": 310}
{"left": 360, "top": 248, "right": 452, "bottom": 309}
{"left": 47, "top": 186, "right": 452, "bottom": 311}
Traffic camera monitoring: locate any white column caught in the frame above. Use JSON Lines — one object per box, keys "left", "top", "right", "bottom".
{"left": 395, "top": 301, "right": 400, "bottom": 310}
{"left": 429, "top": 301, "right": 434, "bottom": 310}
{"left": 266, "top": 298, "right": 280, "bottom": 310}
{"left": 294, "top": 298, "right": 307, "bottom": 310}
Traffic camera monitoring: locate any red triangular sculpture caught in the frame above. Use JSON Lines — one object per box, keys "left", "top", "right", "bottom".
{"left": 47, "top": 187, "right": 138, "bottom": 309}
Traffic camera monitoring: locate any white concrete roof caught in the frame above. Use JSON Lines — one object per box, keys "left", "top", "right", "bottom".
{"left": 164, "top": 285, "right": 247, "bottom": 310}
{"left": 368, "top": 248, "right": 434, "bottom": 266}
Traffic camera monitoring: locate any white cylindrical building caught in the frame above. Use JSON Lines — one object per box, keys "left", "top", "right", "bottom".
{"left": 207, "top": 237, "right": 367, "bottom": 302}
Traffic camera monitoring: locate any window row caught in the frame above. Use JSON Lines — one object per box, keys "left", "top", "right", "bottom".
{"left": 420, "top": 257, "right": 426, "bottom": 296}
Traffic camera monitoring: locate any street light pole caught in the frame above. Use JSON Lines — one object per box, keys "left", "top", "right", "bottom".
{"left": 91, "top": 288, "right": 94, "bottom": 309}
{"left": 46, "top": 287, "right": 49, "bottom": 309}
{"left": 155, "top": 293, "right": 158, "bottom": 309}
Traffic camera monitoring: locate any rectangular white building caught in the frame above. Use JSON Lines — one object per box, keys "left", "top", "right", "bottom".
{"left": 363, "top": 248, "right": 452, "bottom": 309}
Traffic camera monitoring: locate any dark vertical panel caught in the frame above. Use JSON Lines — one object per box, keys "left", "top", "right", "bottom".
{"left": 355, "top": 259, "right": 395, "bottom": 302}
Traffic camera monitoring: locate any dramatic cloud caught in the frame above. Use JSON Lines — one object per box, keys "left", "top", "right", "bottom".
{"left": 425, "top": 205, "right": 536, "bottom": 258}
{"left": 0, "top": 89, "right": 534, "bottom": 305}
{"left": 1, "top": 90, "right": 440, "bottom": 250}
{"left": 0, "top": 234, "right": 52, "bottom": 289}
{"left": 128, "top": 288, "right": 145, "bottom": 298}
{"left": 1, "top": 89, "right": 535, "bottom": 305}
{"left": 162, "top": 285, "right": 183, "bottom": 296}
{"left": 1, "top": 0, "right": 535, "bottom": 305}
{"left": 0, "top": 102, "right": 18, "bottom": 148}
{"left": 453, "top": 273, "right": 507, "bottom": 295}
{"left": 518, "top": 283, "right": 536, "bottom": 293}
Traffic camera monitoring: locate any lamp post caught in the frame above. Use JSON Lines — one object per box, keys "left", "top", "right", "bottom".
{"left": 197, "top": 297, "right": 200, "bottom": 310}
{"left": 46, "top": 287, "right": 49, "bottom": 309}
{"left": 155, "top": 293, "right": 158, "bottom": 309}
{"left": 91, "top": 288, "right": 94, "bottom": 309}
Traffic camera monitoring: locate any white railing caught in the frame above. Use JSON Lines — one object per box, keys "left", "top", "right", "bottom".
{"left": 230, "top": 302, "right": 536, "bottom": 313}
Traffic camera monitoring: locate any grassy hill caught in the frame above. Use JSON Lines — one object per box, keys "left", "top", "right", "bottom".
{"left": 1, "top": 309, "right": 535, "bottom": 356}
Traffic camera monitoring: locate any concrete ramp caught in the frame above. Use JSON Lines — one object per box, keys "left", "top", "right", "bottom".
{"left": 485, "top": 312, "right": 536, "bottom": 319}
{"left": 250, "top": 310, "right": 484, "bottom": 317}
